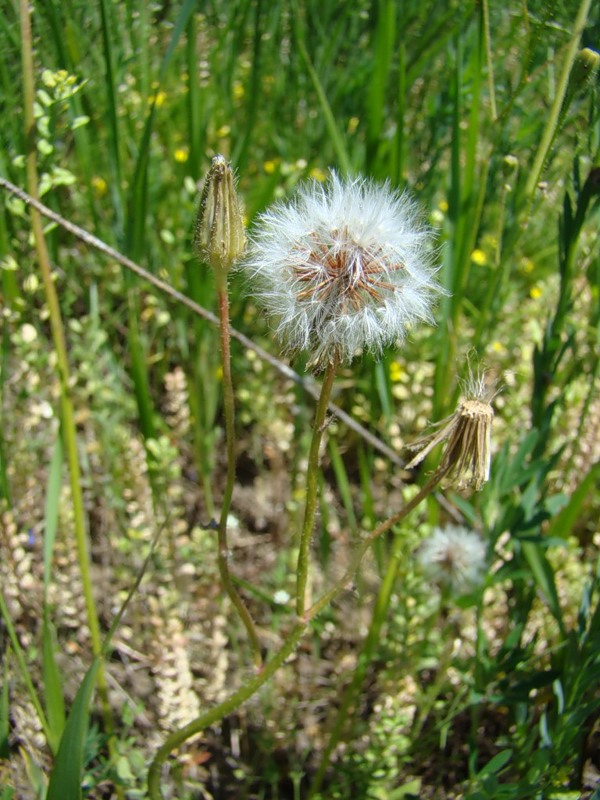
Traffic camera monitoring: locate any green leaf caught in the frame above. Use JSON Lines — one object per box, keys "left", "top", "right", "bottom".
{"left": 547, "top": 463, "right": 600, "bottom": 540}
{"left": 46, "top": 658, "right": 101, "bottom": 800}
{"left": 42, "top": 609, "right": 66, "bottom": 754}
{"left": 476, "top": 749, "right": 513, "bottom": 778}
{"left": 522, "top": 541, "right": 564, "bottom": 633}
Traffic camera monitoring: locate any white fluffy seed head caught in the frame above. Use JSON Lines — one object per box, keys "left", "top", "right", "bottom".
{"left": 242, "top": 172, "right": 442, "bottom": 371}
{"left": 418, "top": 525, "right": 487, "bottom": 594}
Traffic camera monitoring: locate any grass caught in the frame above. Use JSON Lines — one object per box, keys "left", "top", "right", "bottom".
{"left": 0, "top": 1, "right": 599, "bottom": 798}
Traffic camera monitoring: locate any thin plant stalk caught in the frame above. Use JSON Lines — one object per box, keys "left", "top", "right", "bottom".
{"left": 18, "top": 0, "right": 116, "bottom": 759}
{"left": 296, "top": 359, "right": 338, "bottom": 618}
{"left": 522, "top": 0, "right": 593, "bottom": 204}
{"left": 0, "top": 591, "right": 53, "bottom": 750}
{"left": 147, "top": 465, "right": 448, "bottom": 800}
{"left": 216, "top": 284, "right": 262, "bottom": 668}
{"left": 309, "top": 537, "right": 404, "bottom": 797}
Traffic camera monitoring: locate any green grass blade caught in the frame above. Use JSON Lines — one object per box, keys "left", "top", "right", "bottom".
{"left": 521, "top": 541, "right": 565, "bottom": 635}
{"left": 0, "top": 648, "right": 9, "bottom": 759}
{"left": 0, "top": 592, "right": 52, "bottom": 748}
{"left": 46, "top": 656, "right": 101, "bottom": 800}
{"left": 42, "top": 610, "right": 66, "bottom": 754}
{"left": 547, "top": 463, "right": 600, "bottom": 541}
{"left": 365, "top": 0, "right": 395, "bottom": 170}
{"left": 328, "top": 438, "right": 358, "bottom": 536}
{"left": 295, "top": 37, "right": 351, "bottom": 176}
{"left": 43, "top": 435, "right": 62, "bottom": 593}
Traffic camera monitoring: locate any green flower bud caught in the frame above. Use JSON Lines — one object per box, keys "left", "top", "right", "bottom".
{"left": 567, "top": 47, "right": 600, "bottom": 96}
{"left": 194, "top": 155, "right": 246, "bottom": 280}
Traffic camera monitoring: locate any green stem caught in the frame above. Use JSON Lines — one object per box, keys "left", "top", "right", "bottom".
{"left": 147, "top": 465, "right": 448, "bottom": 799}
{"left": 309, "top": 538, "right": 404, "bottom": 797}
{"left": 522, "top": 0, "right": 593, "bottom": 203}
{"left": 308, "top": 467, "right": 448, "bottom": 796}
{"left": 307, "top": 467, "right": 446, "bottom": 621}
{"left": 296, "top": 360, "right": 338, "bottom": 617}
{"left": 147, "top": 620, "right": 307, "bottom": 798}
{"left": 217, "top": 286, "right": 262, "bottom": 668}
{"left": 19, "top": 0, "right": 114, "bottom": 740}
{"left": 0, "top": 591, "right": 53, "bottom": 749}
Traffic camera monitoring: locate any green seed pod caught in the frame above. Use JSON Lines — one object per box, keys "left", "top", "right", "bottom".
{"left": 194, "top": 155, "right": 246, "bottom": 280}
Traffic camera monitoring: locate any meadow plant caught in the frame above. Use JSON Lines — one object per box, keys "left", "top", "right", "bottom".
{"left": 147, "top": 163, "right": 492, "bottom": 797}
{"left": 1, "top": 2, "right": 599, "bottom": 798}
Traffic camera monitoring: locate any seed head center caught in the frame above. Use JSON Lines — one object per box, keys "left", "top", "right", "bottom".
{"left": 293, "top": 229, "right": 403, "bottom": 311}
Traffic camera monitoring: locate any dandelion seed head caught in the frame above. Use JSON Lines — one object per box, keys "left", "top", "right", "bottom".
{"left": 242, "top": 172, "right": 441, "bottom": 370}
{"left": 418, "top": 525, "right": 486, "bottom": 594}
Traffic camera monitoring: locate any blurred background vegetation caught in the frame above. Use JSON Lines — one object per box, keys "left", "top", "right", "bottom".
{"left": 0, "top": 0, "right": 599, "bottom": 798}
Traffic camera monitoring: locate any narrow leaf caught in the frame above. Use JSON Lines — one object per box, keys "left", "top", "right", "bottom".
{"left": 43, "top": 435, "right": 63, "bottom": 592}
{"left": 42, "top": 609, "right": 65, "bottom": 754}
{"left": 46, "top": 657, "right": 101, "bottom": 800}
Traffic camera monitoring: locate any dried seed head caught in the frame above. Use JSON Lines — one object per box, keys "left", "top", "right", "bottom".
{"left": 407, "top": 370, "right": 496, "bottom": 490}
{"left": 194, "top": 155, "right": 246, "bottom": 280}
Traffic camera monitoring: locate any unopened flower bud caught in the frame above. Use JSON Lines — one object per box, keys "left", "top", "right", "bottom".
{"left": 567, "top": 48, "right": 600, "bottom": 96}
{"left": 194, "top": 155, "right": 246, "bottom": 280}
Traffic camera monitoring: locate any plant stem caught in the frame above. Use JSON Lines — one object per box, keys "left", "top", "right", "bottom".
{"left": 216, "top": 286, "right": 262, "bottom": 668}
{"left": 147, "top": 619, "right": 307, "bottom": 799}
{"left": 148, "top": 464, "right": 448, "bottom": 798}
{"left": 0, "top": 591, "right": 53, "bottom": 750}
{"left": 296, "top": 360, "right": 338, "bottom": 617}
{"left": 522, "top": 0, "right": 593, "bottom": 203}
{"left": 18, "top": 0, "right": 115, "bottom": 741}
{"left": 307, "top": 467, "right": 448, "bottom": 796}
{"left": 147, "top": 464, "right": 448, "bottom": 798}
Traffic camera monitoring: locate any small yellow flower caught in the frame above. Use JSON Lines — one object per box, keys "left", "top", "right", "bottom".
{"left": 309, "top": 167, "right": 327, "bottom": 182}
{"left": 438, "top": 199, "right": 449, "bottom": 213}
{"left": 491, "top": 341, "right": 506, "bottom": 354}
{"left": 232, "top": 81, "right": 245, "bottom": 100}
{"left": 91, "top": 176, "right": 108, "bottom": 196}
{"left": 471, "top": 249, "right": 487, "bottom": 266}
{"left": 153, "top": 90, "right": 167, "bottom": 107}
{"left": 348, "top": 116, "right": 360, "bottom": 134}
{"left": 174, "top": 147, "right": 189, "bottom": 163}
{"left": 216, "top": 125, "right": 231, "bottom": 138}
{"left": 389, "top": 361, "right": 404, "bottom": 383}
{"left": 520, "top": 257, "right": 534, "bottom": 274}
{"left": 264, "top": 160, "right": 278, "bottom": 175}
{"left": 530, "top": 285, "right": 542, "bottom": 299}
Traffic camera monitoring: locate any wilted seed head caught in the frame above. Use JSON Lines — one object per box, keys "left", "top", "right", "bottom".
{"left": 242, "top": 172, "right": 441, "bottom": 371}
{"left": 418, "top": 525, "right": 486, "bottom": 594}
{"left": 407, "top": 370, "right": 496, "bottom": 490}
{"left": 194, "top": 154, "right": 246, "bottom": 279}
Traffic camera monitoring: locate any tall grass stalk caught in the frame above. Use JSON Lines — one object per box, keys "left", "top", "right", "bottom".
{"left": 522, "top": 0, "right": 594, "bottom": 205}
{"left": 19, "top": 0, "right": 115, "bottom": 757}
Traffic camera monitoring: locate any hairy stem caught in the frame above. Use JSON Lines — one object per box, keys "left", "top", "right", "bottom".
{"left": 217, "top": 286, "right": 262, "bottom": 668}
{"left": 296, "top": 360, "right": 338, "bottom": 617}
